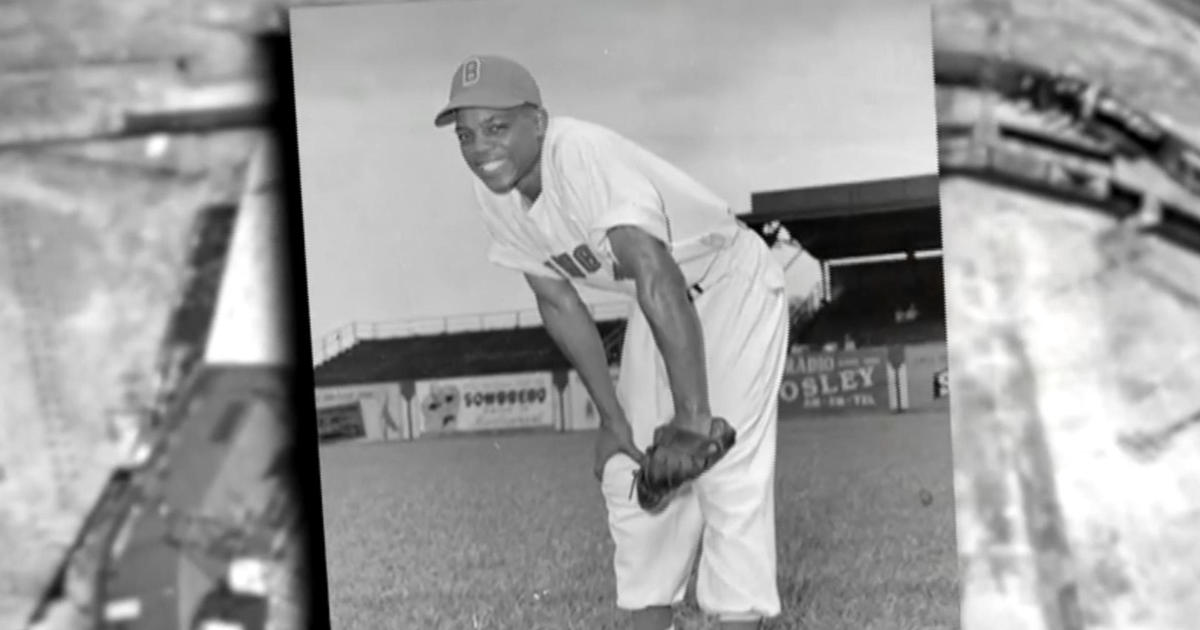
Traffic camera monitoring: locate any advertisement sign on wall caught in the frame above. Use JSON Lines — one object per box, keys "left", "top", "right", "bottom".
{"left": 314, "top": 382, "right": 409, "bottom": 441}
{"left": 316, "top": 403, "right": 366, "bottom": 443}
{"left": 414, "top": 371, "right": 558, "bottom": 436}
{"left": 904, "top": 342, "right": 950, "bottom": 412}
{"left": 565, "top": 366, "right": 622, "bottom": 431}
{"left": 779, "top": 348, "right": 891, "bottom": 415}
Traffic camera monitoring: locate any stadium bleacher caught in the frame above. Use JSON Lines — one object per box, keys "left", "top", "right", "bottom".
{"left": 313, "top": 319, "right": 626, "bottom": 388}
{"left": 739, "top": 174, "right": 946, "bottom": 353}
{"left": 789, "top": 256, "right": 947, "bottom": 351}
{"left": 793, "top": 292, "right": 946, "bottom": 350}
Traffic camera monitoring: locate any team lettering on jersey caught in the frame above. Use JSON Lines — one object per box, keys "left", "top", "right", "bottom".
{"left": 542, "top": 244, "right": 635, "bottom": 281}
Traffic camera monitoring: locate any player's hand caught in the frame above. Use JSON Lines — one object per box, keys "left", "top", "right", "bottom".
{"left": 594, "top": 419, "right": 644, "bottom": 482}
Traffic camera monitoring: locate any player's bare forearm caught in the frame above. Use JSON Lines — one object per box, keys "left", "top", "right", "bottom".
{"left": 524, "top": 273, "right": 626, "bottom": 428}
{"left": 607, "top": 226, "right": 711, "bottom": 420}
{"left": 634, "top": 269, "right": 710, "bottom": 418}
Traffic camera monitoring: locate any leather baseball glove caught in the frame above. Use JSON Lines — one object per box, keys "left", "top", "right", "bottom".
{"left": 632, "top": 417, "right": 737, "bottom": 512}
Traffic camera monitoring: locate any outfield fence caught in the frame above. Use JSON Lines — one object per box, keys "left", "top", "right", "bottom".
{"left": 312, "top": 342, "right": 948, "bottom": 445}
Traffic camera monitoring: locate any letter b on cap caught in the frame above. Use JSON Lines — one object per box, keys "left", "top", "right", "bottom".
{"left": 462, "top": 58, "right": 481, "bottom": 86}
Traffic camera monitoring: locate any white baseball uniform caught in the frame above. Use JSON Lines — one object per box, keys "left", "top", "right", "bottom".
{"left": 473, "top": 116, "right": 788, "bottom": 621}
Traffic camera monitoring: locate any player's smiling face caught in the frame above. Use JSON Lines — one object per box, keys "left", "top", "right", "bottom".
{"left": 455, "top": 106, "right": 546, "bottom": 196}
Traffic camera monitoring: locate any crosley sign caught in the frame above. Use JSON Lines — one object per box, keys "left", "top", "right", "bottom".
{"left": 779, "top": 348, "right": 889, "bottom": 414}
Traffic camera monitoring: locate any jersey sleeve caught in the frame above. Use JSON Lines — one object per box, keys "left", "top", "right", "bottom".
{"left": 554, "top": 128, "right": 670, "bottom": 249}
{"left": 473, "top": 184, "right": 561, "bottom": 279}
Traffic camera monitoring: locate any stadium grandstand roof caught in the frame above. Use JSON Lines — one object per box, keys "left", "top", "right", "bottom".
{"left": 313, "top": 320, "right": 626, "bottom": 387}
{"left": 739, "top": 173, "right": 941, "bottom": 261}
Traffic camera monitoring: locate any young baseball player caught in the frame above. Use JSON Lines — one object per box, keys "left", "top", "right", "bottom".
{"left": 435, "top": 55, "right": 789, "bottom": 630}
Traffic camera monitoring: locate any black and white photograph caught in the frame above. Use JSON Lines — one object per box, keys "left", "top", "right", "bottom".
{"left": 292, "top": 1, "right": 957, "bottom": 628}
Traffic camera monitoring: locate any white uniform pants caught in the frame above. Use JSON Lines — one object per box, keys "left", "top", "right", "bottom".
{"left": 600, "top": 228, "right": 789, "bottom": 621}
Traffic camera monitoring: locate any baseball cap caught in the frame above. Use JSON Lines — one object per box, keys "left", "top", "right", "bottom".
{"left": 434, "top": 55, "right": 542, "bottom": 127}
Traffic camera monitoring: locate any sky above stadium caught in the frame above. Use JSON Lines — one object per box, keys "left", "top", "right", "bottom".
{"left": 290, "top": 0, "right": 938, "bottom": 355}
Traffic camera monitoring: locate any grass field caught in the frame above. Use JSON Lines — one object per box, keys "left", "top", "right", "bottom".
{"left": 317, "top": 411, "right": 959, "bottom": 630}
